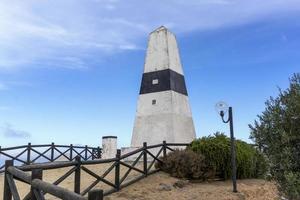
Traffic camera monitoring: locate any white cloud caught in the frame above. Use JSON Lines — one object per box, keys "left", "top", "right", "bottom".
{"left": 1, "top": 123, "right": 31, "bottom": 139}
{"left": 0, "top": 81, "right": 32, "bottom": 91}
{"left": 0, "top": 0, "right": 299, "bottom": 71}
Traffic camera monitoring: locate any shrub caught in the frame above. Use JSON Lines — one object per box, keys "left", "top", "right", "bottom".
{"left": 236, "top": 139, "right": 268, "bottom": 179}
{"left": 281, "top": 172, "right": 300, "bottom": 199}
{"left": 249, "top": 73, "right": 300, "bottom": 199}
{"left": 188, "top": 132, "right": 268, "bottom": 180}
{"left": 188, "top": 132, "right": 231, "bottom": 179}
{"left": 155, "top": 149, "right": 211, "bottom": 180}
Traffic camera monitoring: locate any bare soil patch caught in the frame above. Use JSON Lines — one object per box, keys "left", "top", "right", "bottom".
{"left": 107, "top": 172, "right": 279, "bottom": 200}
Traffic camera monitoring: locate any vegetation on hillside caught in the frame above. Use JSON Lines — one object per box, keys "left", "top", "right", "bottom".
{"left": 249, "top": 73, "right": 300, "bottom": 199}
{"left": 157, "top": 73, "right": 299, "bottom": 199}
{"left": 189, "top": 133, "right": 268, "bottom": 180}
{"left": 155, "top": 149, "right": 210, "bottom": 180}
{"left": 156, "top": 133, "right": 267, "bottom": 180}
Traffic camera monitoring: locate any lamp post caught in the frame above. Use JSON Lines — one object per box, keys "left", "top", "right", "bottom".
{"left": 215, "top": 101, "right": 237, "bottom": 193}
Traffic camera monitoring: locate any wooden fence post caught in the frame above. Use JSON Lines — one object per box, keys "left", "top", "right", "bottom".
{"left": 27, "top": 143, "right": 31, "bottom": 164}
{"left": 70, "top": 144, "right": 73, "bottom": 161}
{"left": 115, "top": 149, "right": 121, "bottom": 191}
{"left": 51, "top": 142, "right": 55, "bottom": 162}
{"left": 31, "top": 168, "right": 43, "bottom": 200}
{"left": 97, "top": 147, "right": 101, "bottom": 159}
{"left": 163, "top": 141, "right": 167, "bottom": 158}
{"left": 74, "top": 156, "right": 81, "bottom": 194}
{"left": 3, "top": 160, "right": 13, "bottom": 200}
{"left": 143, "top": 142, "right": 147, "bottom": 176}
{"left": 88, "top": 189, "right": 103, "bottom": 200}
{"left": 85, "top": 145, "right": 88, "bottom": 160}
{"left": 91, "top": 149, "right": 95, "bottom": 160}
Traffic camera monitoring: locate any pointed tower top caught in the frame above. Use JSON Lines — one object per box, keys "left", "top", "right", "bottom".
{"left": 152, "top": 26, "right": 168, "bottom": 33}
{"left": 144, "top": 26, "right": 184, "bottom": 75}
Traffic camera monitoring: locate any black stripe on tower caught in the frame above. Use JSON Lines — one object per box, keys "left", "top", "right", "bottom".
{"left": 139, "top": 69, "right": 188, "bottom": 95}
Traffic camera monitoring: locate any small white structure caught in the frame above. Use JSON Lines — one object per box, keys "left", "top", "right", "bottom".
{"left": 131, "top": 26, "right": 196, "bottom": 147}
{"left": 120, "top": 146, "right": 140, "bottom": 161}
{"left": 102, "top": 136, "right": 117, "bottom": 159}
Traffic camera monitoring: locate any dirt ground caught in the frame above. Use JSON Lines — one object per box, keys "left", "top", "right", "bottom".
{"left": 0, "top": 163, "right": 145, "bottom": 199}
{"left": 0, "top": 164, "right": 279, "bottom": 200}
{"left": 107, "top": 172, "right": 279, "bottom": 200}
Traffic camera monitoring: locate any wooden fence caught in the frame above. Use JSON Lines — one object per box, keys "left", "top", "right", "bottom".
{"left": 0, "top": 143, "right": 102, "bottom": 173}
{"left": 3, "top": 141, "right": 188, "bottom": 200}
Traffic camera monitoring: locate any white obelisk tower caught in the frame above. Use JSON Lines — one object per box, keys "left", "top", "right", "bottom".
{"left": 131, "top": 26, "right": 196, "bottom": 147}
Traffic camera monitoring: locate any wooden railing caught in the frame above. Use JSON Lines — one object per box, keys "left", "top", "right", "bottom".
{"left": 4, "top": 160, "right": 102, "bottom": 200}
{"left": 3, "top": 141, "right": 188, "bottom": 200}
{"left": 0, "top": 143, "right": 102, "bottom": 173}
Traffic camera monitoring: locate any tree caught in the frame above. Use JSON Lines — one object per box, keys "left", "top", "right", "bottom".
{"left": 249, "top": 73, "right": 300, "bottom": 199}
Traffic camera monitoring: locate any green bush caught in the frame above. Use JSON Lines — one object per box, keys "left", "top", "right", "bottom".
{"left": 281, "top": 172, "right": 300, "bottom": 199}
{"left": 249, "top": 73, "right": 300, "bottom": 199}
{"left": 155, "top": 149, "right": 211, "bottom": 180}
{"left": 188, "top": 132, "right": 268, "bottom": 180}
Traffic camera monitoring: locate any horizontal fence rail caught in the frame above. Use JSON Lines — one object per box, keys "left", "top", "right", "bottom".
{"left": 0, "top": 143, "right": 102, "bottom": 173}
{"left": 4, "top": 160, "right": 103, "bottom": 200}
{"left": 3, "top": 141, "right": 188, "bottom": 200}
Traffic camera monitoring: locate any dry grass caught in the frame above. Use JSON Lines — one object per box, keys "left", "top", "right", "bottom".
{"left": 0, "top": 164, "right": 279, "bottom": 200}
{"left": 108, "top": 172, "right": 279, "bottom": 200}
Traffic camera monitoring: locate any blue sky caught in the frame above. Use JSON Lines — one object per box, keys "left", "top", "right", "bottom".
{"left": 0, "top": 0, "right": 299, "bottom": 148}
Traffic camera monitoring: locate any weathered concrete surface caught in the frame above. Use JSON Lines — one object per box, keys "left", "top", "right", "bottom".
{"left": 102, "top": 136, "right": 117, "bottom": 159}
{"left": 131, "top": 91, "right": 195, "bottom": 146}
{"left": 121, "top": 147, "right": 140, "bottom": 161}
{"left": 144, "top": 26, "right": 183, "bottom": 75}
{"left": 131, "top": 26, "right": 196, "bottom": 147}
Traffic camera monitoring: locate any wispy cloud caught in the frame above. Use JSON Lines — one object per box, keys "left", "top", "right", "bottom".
{"left": 1, "top": 123, "right": 31, "bottom": 139}
{"left": 0, "top": 81, "right": 32, "bottom": 91}
{"left": 0, "top": 0, "right": 299, "bottom": 71}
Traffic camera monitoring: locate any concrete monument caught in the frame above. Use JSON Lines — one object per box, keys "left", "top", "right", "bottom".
{"left": 131, "top": 26, "right": 196, "bottom": 147}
